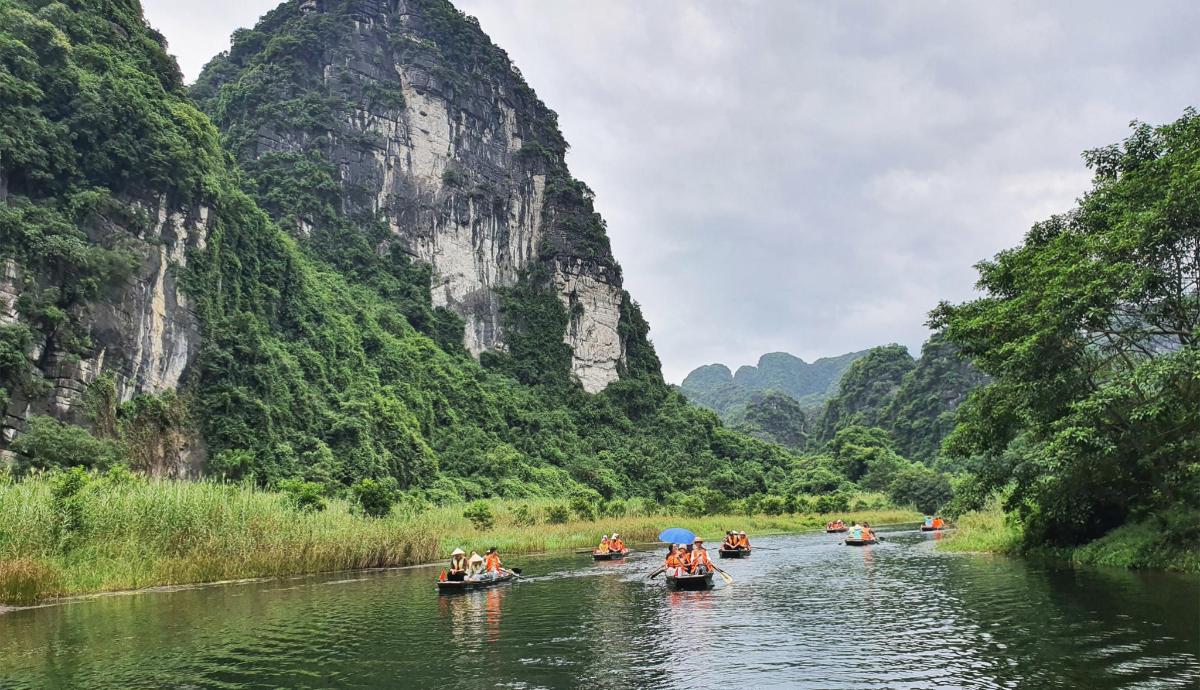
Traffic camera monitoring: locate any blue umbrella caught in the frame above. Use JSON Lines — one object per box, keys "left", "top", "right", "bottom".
{"left": 657, "top": 527, "right": 696, "bottom": 544}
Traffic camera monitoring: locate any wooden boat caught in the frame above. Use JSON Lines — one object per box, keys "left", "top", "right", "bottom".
{"left": 436, "top": 572, "right": 516, "bottom": 593}
{"left": 920, "top": 525, "right": 944, "bottom": 532}
{"left": 826, "top": 527, "right": 848, "bottom": 533}
{"left": 844, "top": 538, "right": 878, "bottom": 546}
{"left": 592, "top": 549, "right": 628, "bottom": 560}
{"left": 718, "top": 547, "right": 750, "bottom": 558}
{"left": 665, "top": 572, "right": 715, "bottom": 591}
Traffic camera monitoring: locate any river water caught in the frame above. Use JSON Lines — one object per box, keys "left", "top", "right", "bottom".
{"left": 2, "top": 528, "right": 1197, "bottom": 689}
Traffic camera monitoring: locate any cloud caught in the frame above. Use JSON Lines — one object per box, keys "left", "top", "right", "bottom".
{"left": 144, "top": 0, "right": 1200, "bottom": 383}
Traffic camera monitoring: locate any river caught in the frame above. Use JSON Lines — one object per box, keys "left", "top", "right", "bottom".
{"left": 2, "top": 528, "right": 1197, "bottom": 689}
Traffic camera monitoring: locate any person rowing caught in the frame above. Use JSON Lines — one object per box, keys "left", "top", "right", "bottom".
{"left": 609, "top": 533, "right": 626, "bottom": 552}
{"left": 482, "top": 547, "right": 506, "bottom": 580}
{"left": 689, "top": 537, "right": 713, "bottom": 575}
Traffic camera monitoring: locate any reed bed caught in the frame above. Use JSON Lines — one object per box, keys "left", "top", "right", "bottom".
{"left": 0, "top": 475, "right": 918, "bottom": 605}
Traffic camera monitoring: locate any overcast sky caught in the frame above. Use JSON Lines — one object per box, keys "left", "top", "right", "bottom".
{"left": 144, "top": 0, "right": 1197, "bottom": 383}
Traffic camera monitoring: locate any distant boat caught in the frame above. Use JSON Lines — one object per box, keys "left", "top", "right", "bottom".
{"left": 844, "top": 538, "right": 878, "bottom": 546}
{"left": 920, "top": 525, "right": 944, "bottom": 532}
{"left": 826, "top": 527, "right": 848, "bottom": 533}
{"left": 718, "top": 548, "right": 751, "bottom": 558}
{"left": 666, "top": 572, "right": 715, "bottom": 590}
{"left": 592, "top": 549, "right": 628, "bottom": 560}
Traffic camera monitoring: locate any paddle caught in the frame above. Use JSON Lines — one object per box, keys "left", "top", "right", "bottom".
{"left": 646, "top": 566, "right": 666, "bottom": 580}
{"left": 710, "top": 564, "right": 734, "bottom": 585}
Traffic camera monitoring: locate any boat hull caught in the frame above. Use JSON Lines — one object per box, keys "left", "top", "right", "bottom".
{"left": 920, "top": 526, "right": 944, "bottom": 532}
{"left": 844, "top": 538, "right": 878, "bottom": 546}
{"left": 666, "top": 572, "right": 715, "bottom": 590}
{"left": 826, "top": 528, "right": 848, "bottom": 533}
{"left": 436, "top": 573, "right": 515, "bottom": 593}
{"left": 592, "top": 550, "right": 628, "bottom": 560}
{"left": 718, "top": 548, "right": 750, "bottom": 558}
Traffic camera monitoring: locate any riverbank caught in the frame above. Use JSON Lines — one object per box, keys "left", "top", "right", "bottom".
{"left": 0, "top": 475, "right": 918, "bottom": 605}
{"left": 938, "top": 503, "right": 1200, "bottom": 573}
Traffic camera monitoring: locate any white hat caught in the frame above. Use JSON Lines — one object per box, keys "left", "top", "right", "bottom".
{"left": 451, "top": 548, "right": 465, "bottom": 556}
{"left": 469, "top": 554, "right": 484, "bottom": 563}
{"left": 612, "top": 533, "right": 619, "bottom": 538}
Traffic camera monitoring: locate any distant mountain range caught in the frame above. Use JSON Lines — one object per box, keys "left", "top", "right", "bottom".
{"left": 680, "top": 350, "right": 869, "bottom": 415}
{"left": 681, "top": 337, "right": 986, "bottom": 462}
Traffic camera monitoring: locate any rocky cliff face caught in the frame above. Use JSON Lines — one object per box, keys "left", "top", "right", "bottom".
{"left": 0, "top": 193, "right": 207, "bottom": 471}
{"left": 194, "top": 0, "right": 628, "bottom": 392}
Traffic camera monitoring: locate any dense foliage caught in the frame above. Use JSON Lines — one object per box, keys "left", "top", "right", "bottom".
{"left": 932, "top": 111, "right": 1200, "bottom": 547}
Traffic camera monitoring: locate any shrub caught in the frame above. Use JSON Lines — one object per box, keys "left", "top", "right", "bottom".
{"left": 759, "top": 495, "right": 787, "bottom": 516}
{"left": 512, "top": 503, "right": 537, "bottom": 526}
{"left": 11, "top": 416, "right": 123, "bottom": 471}
{"left": 463, "top": 500, "right": 495, "bottom": 530}
{"left": 50, "top": 466, "right": 91, "bottom": 546}
{"left": 815, "top": 492, "right": 850, "bottom": 514}
{"left": 0, "top": 559, "right": 62, "bottom": 606}
{"left": 351, "top": 477, "right": 399, "bottom": 518}
{"left": 601, "top": 499, "right": 626, "bottom": 518}
{"left": 569, "top": 489, "right": 600, "bottom": 521}
{"left": 545, "top": 503, "right": 571, "bottom": 524}
{"left": 277, "top": 478, "right": 326, "bottom": 512}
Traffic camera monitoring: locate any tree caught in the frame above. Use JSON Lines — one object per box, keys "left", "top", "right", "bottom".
{"left": 932, "top": 110, "right": 1200, "bottom": 546}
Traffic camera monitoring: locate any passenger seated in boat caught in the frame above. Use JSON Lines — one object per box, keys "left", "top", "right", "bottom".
{"left": 924, "top": 515, "right": 934, "bottom": 528}
{"left": 933, "top": 517, "right": 945, "bottom": 529}
{"left": 483, "top": 547, "right": 504, "bottom": 578}
{"left": 467, "top": 552, "right": 485, "bottom": 579}
{"left": 596, "top": 536, "right": 611, "bottom": 554}
{"left": 722, "top": 531, "right": 736, "bottom": 549}
{"left": 665, "top": 544, "right": 686, "bottom": 576}
{"left": 849, "top": 523, "right": 863, "bottom": 540}
{"left": 736, "top": 531, "right": 750, "bottom": 549}
{"left": 610, "top": 533, "right": 625, "bottom": 552}
{"left": 861, "top": 523, "right": 875, "bottom": 541}
{"left": 690, "top": 538, "right": 713, "bottom": 574}
{"left": 448, "top": 548, "right": 468, "bottom": 581}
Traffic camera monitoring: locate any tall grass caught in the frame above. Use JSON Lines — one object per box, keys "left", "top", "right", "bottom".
{"left": 937, "top": 499, "right": 1023, "bottom": 555}
{"left": 0, "top": 474, "right": 918, "bottom": 605}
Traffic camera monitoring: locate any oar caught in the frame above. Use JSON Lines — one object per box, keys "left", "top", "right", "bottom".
{"left": 646, "top": 566, "right": 666, "bottom": 580}
{"left": 710, "top": 564, "right": 734, "bottom": 585}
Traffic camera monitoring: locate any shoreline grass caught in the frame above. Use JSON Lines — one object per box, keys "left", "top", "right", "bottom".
{"left": 0, "top": 475, "right": 919, "bottom": 605}
{"left": 938, "top": 501, "right": 1200, "bottom": 573}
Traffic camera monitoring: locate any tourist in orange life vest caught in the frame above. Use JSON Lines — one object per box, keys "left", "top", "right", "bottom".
{"left": 690, "top": 538, "right": 713, "bottom": 574}
{"left": 736, "top": 531, "right": 750, "bottom": 549}
{"left": 722, "top": 531, "right": 737, "bottom": 549}
{"left": 483, "top": 547, "right": 504, "bottom": 576}
{"left": 609, "top": 533, "right": 625, "bottom": 552}
{"left": 664, "top": 544, "right": 686, "bottom": 576}
{"left": 933, "top": 516, "right": 945, "bottom": 529}
{"left": 861, "top": 523, "right": 875, "bottom": 541}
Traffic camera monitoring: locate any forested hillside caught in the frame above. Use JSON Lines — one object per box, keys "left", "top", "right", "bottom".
{"left": 0, "top": 0, "right": 797, "bottom": 505}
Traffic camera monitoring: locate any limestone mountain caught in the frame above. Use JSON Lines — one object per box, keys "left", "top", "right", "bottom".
{"left": 680, "top": 349, "right": 868, "bottom": 416}
{"left": 0, "top": 0, "right": 794, "bottom": 501}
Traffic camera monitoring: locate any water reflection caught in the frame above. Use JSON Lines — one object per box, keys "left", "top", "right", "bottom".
{"left": 0, "top": 530, "right": 1196, "bottom": 689}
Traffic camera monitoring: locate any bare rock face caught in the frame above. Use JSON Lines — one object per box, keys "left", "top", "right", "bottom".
{"left": 1, "top": 195, "right": 207, "bottom": 469}
{"left": 199, "top": 0, "right": 628, "bottom": 391}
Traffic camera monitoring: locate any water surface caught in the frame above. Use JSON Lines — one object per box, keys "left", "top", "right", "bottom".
{"left": 2, "top": 529, "right": 1197, "bottom": 688}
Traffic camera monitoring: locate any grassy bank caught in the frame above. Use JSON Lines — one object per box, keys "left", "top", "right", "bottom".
{"left": 938, "top": 501, "right": 1200, "bottom": 573}
{"left": 0, "top": 474, "right": 918, "bottom": 605}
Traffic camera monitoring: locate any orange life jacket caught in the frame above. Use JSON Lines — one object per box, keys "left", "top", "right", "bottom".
{"left": 484, "top": 553, "right": 501, "bottom": 572}
{"left": 611, "top": 539, "right": 624, "bottom": 551}
{"left": 692, "top": 548, "right": 712, "bottom": 570}
{"left": 665, "top": 553, "right": 683, "bottom": 568}
{"left": 737, "top": 535, "right": 750, "bottom": 548}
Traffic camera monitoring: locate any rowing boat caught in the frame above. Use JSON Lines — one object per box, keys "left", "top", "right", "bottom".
{"left": 592, "top": 549, "right": 628, "bottom": 560}
{"left": 665, "top": 572, "right": 715, "bottom": 590}
{"left": 826, "top": 527, "right": 848, "bottom": 533}
{"left": 436, "top": 572, "right": 516, "bottom": 593}
{"left": 844, "top": 538, "right": 878, "bottom": 546}
{"left": 717, "top": 548, "right": 750, "bottom": 558}
{"left": 920, "top": 525, "right": 944, "bottom": 532}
